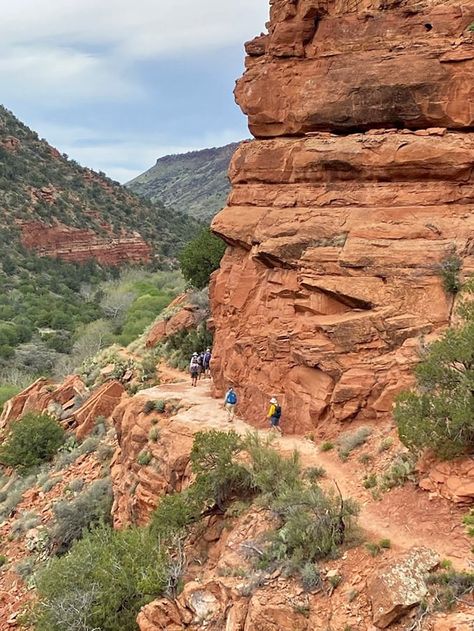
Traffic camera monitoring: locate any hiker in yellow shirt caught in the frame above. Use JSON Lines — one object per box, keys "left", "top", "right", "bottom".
{"left": 267, "top": 397, "right": 282, "bottom": 435}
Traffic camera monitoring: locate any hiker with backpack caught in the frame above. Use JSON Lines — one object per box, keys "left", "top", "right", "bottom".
{"left": 224, "top": 386, "right": 237, "bottom": 422}
{"left": 197, "top": 351, "right": 205, "bottom": 380}
{"left": 189, "top": 352, "right": 200, "bottom": 387}
{"left": 203, "top": 348, "right": 212, "bottom": 378}
{"left": 267, "top": 397, "right": 282, "bottom": 435}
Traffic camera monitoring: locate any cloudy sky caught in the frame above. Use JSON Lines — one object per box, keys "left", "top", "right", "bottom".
{"left": 1, "top": 1, "right": 269, "bottom": 182}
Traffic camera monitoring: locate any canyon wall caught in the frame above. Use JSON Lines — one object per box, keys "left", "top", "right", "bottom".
{"left": 19, "top": 220, "right": 152, "bottom": 266}
{"left": 210, "top": 0, "right": 474, "bottom": 434}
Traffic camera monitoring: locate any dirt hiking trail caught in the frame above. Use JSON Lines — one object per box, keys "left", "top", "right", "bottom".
{"left": 140, "top": 379, "right": 473, "bottom": 570}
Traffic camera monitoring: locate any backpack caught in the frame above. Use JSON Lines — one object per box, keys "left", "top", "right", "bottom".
{"left": 204, "top": 351, "right": 211, "bottom": 364}
{"left": 190, "top": 358, "right": 199, "bottom": 371}
{"left": 226, "top": 391, "right": 237, "bottom": 405}
{"left": 197, "top": 354, "right": 204, "bottom": 366}
{"left": 274, "top": 405, "right": 281, "bottom": 419}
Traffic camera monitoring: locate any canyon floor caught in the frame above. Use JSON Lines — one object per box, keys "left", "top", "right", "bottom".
{"left": 141, "top": 378, "right": 472, "bottom": 571}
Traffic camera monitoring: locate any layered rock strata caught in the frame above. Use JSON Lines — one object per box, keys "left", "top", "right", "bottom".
{"left": 210, "top": 0, "right": 474, "bottom": 434}
{"left": 19, "top": 220, "right": 152, "bottom": 266}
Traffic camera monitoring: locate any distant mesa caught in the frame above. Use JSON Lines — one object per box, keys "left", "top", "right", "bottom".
{"left": 127, "top": 142, "right": 242, "bottom": 222}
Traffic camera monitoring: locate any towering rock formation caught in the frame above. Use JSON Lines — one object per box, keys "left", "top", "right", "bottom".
{"left": 211, "top": 0, "right": 474, "bottom": 434}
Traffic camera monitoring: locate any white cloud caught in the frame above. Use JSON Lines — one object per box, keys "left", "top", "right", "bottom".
{"left": 0, "top": 0, "right": 269, "bottom": 59}
{"left": 0, "top": 46, "right": 141, "bottom": 105}
{"left": 0, "top": 1, "right": 268, "bottom": 106}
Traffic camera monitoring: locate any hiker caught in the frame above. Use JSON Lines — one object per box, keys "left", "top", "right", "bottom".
{"left": 203, "top": 348, "right": 212, "bottom": 378}
{"left": 197, "top": 351, "right": 205, "bottom": 380}
{"left": 189, "top": 352, "right": 200, "bottom": 387}
{"left": 224, "top": 386, "right": 237, "bottom": 422}
{"left": 267, "top": 397, "right": 282, "bottom": 435}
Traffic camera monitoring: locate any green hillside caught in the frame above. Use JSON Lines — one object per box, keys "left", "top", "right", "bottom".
{"left": 0, "top": 106, "right": 197, "bottom": 372}
{"left": 0, "top": 105, "right": 198, "bottom": 261}
{"left": 127, "top": 142, "right": 240, "bottom": 221}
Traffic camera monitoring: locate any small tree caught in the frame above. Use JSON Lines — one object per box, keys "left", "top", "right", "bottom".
{"left": 395, "top": 283, "right": 474, "bottom": 459}
{"left": 179, "top": 228, "right": 226, "bottom": 289}
{"left": 0, "top": 412, "right": 65, "bottom": 472}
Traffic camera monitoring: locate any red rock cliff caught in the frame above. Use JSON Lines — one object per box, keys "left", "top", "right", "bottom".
{"left": 19, "top": 220, "right": 152, "bottom": 266}
{"left": 210, "top": 0, "right": 474, "bottom": 434}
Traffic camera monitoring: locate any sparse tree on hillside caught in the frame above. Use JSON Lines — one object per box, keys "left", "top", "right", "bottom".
{"left": 179, "top": 228, "right": 226, "bottom": 289}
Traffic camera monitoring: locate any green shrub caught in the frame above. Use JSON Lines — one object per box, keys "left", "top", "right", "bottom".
{"left": 155, "top": 400, "right": 166, "bottom": 413}
{"left": 365, "top": 542, "right": 381, "bottom": 557}
{"left": 0, "top": 412, "right": 65, "bottom": 472}
{"left": 379, "top": 538, "right": 391, "bottom": 549}
{"left": 395, "top": 284, "right": 474, "bottom": 459}
{"left": 304, "top": 466, "right": 326, "bottom": 483}
{"left": 34, "top": 525, "right": 169, "bottom": 631}
{"left": 263, "top": 484, "right": 358, "bottom": 569}
{"left": 245, "top": 433, "right": 300, "bottom": 499}
{"left": 151, "top": 488, "right": 203, "bottom": 541}
{"left": 190, "top": 430, "right": 253, "bottom": 510}
{"left": 380, "top": 453, "right": 416, "bottom": 490}
{"left": 179, "top": 228, "right": 226, "bottom": 289}
{"left": 143, "top": 400, "right": 156, "bottom": 414}
{"left": 427, "top": 570, "right": 474, "bottom": 611}
{"left": 149, "top": 428, "right": 159, "bottom": 442}
{"left": 0, "top": 554, "right": 7, "bottom": 567}
{"left": 363, "top": 473, "right": 377, "bottom": 489}
{"left": 337, "top": 427, "right": 372, "bottom": 461}
{"left": 378, "top": 437, "right": 394, "bottom": 452}
{"left": 51, "top": 478, "right": 113, "bottom": 555}
{"left": 137, "top": 451, "right": 152, "bottom": 466}
{"left": 468, "top": 22, "right": 474, "bottom": 32}
{"left": 299, "top": 562, "right": 322, "bottom": 592}
{"left": 320, "top": 441, "right": 334, "bottom": 452}
{"left": 438, "top": 253, "right": 462, "bottom": 294}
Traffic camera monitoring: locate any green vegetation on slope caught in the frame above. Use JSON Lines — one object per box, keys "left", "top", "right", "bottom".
{"left": 0, "top": 105, "right": 198, "bottom": 259}
{"left": 127, "top": 142, "right": 240, "bottom": 221}
{"left": 395, "top": 281, "right": 474, "bottom": 459}
{"left": 33, "top": 431, "right": 357, "bottom": 631}
{"left": 0, "top": 104, "right": 201, "bottom": 370}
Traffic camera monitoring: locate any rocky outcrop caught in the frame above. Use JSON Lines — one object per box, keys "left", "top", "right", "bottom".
{"left": 419, "top": 454, "right": 474, "bottom": 504}
{"left": 146, "top": 294, "right": 201, "bottom": 348}
{"left": 0, "top": 375, "right": 124, "bottom": 440}
{"left": 0, "top": 376, "right": 87, "bottom": 430}
{"left": 237, "top": 0, "right": 474, "bottom": 137}
{"left": 110, "top": 395, "right": 196, "bottom": 527}
{"left": 368, "top": 546, "right": 439, "bottom": 628}
{"left": 19, "top": 220, "right": 152, "bottom": 266}
{"left": 74, "top": 380, "right": 125, "bottom": 440}
{"left": 210, "top": 0, "right": 474, "bottom": 434}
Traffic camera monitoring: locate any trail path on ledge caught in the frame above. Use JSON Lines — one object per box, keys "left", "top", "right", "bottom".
{"left": 140, "top": 379, "right": 472, "bottom": 570}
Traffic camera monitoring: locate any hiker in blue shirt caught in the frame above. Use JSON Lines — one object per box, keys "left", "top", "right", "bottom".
{"left": 224, "top": 386, "right": 237, "bottom": 422}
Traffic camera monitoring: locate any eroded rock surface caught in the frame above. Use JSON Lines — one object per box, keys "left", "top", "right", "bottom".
{"left": 237, "top": 0, "right": 474, "bottom": 137}
{"left": 210, "top": 0, "right": 474, "bottom": 435}
{"left": 19, "top": 220, "right": 152, "bottom": 266}
{"left": 368, "top": 546, "right": 439, "bottom": 628}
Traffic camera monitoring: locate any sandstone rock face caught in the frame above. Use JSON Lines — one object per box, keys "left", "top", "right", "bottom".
{"left": 0, "top": 376, "right": 124, "bottom": 441}
{"left": 110, "top": 395, "right": 196, "bottom": 527}
{"left": 237, "top": 0, "right": 474, "bottom": 137}
{"left": 210, "top": 0, "right": 474, "bottom": 435}
{"left": 368, "top": 546, "right": 439, "bottom": 628}
{"left": 74, "top": 380, "right": 125, "bottom": 440}
{"left": 19, "top": 220, "right": 152, "bottom": 266}
{"left": 146, "top": 294, "right": 201, "bottom": 348}
{"left": 419, "top": 454, "right": 474, "bottom": 504}
{"left": 0, "top": 375, "right": 87, "bottom": 431}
